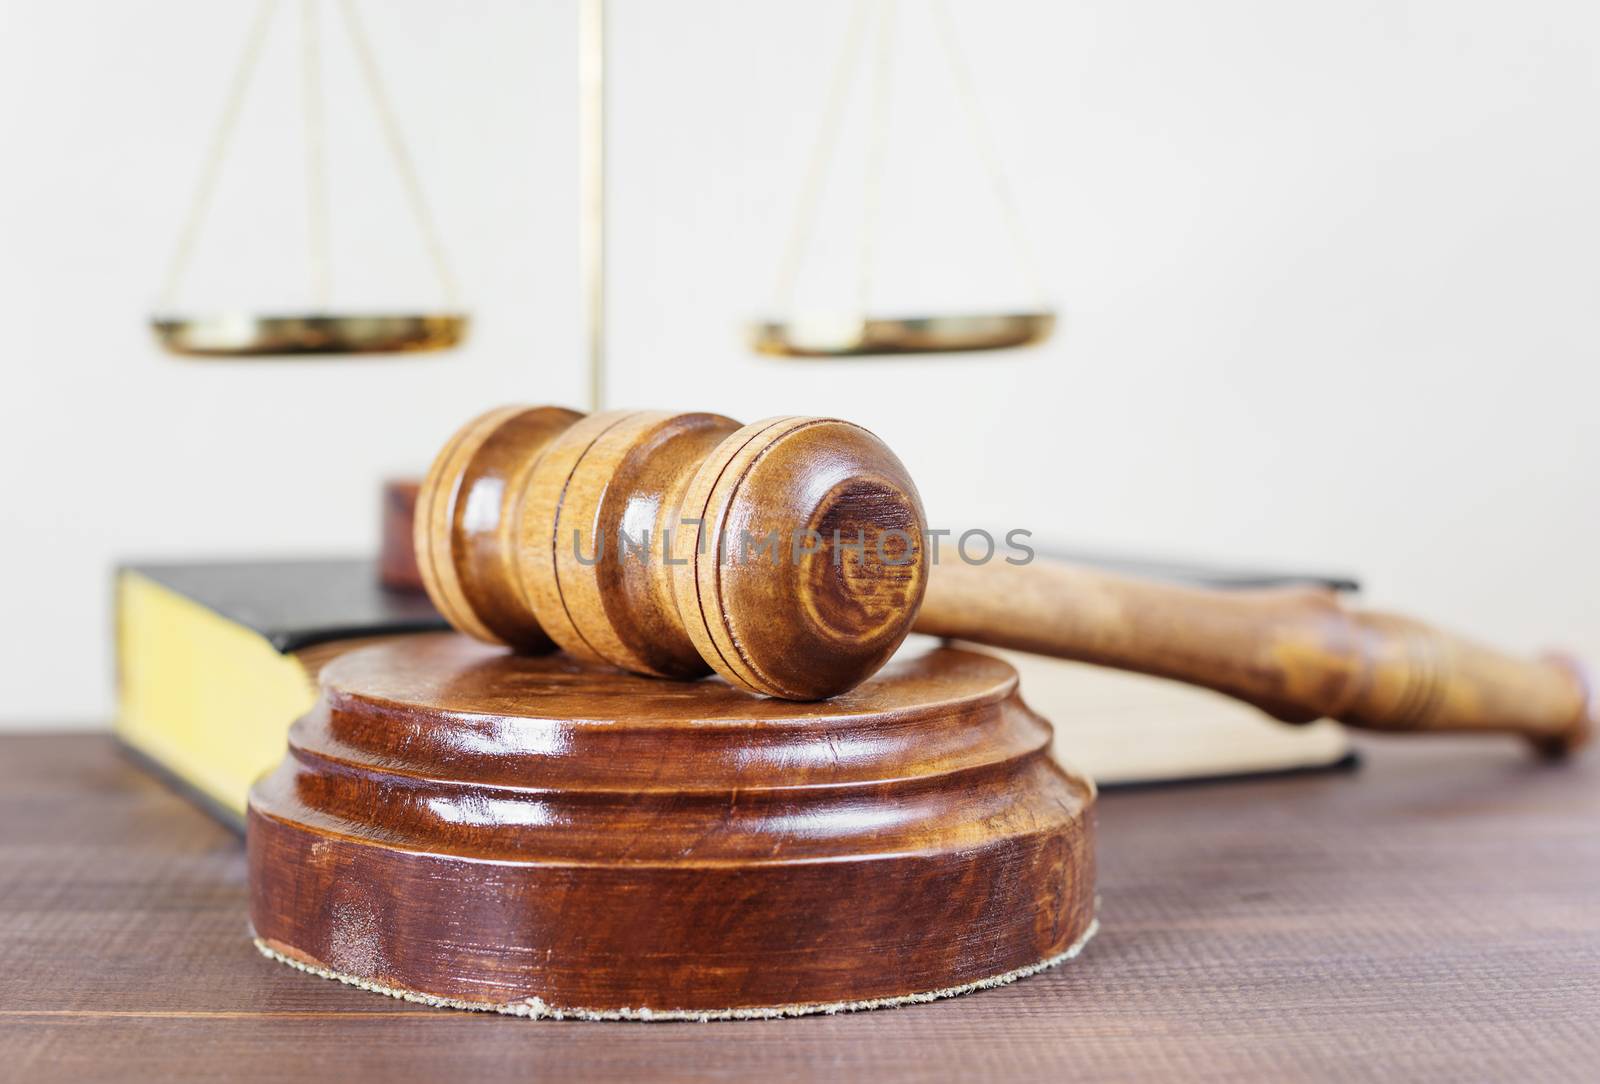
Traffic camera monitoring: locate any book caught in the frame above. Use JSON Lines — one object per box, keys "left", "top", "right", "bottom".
{"left": 957, "top": 646, "right": 1354, "bottom": 786}
{"left": 115, "top": 554, "right": 1357, "bottom": 828}
{"left": 115, "top": 560, "right": 446, "bottom": 826}
{"left": 989, "top": 546, "right": 1357, "bottom": 785}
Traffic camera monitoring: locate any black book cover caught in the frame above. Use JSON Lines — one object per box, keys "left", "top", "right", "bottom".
{"left": 121, "top": 550, "right": 1356, "bottom": 653}
{"left": 122, "top": 557, "right": 449, "bottom": 653}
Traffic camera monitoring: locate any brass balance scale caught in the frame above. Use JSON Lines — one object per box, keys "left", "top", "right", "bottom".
{"left": 151, "top": 0, "right": 1051, "bottom": 370}
{"left": 749, "top": 0, "right": 1056, "bottom": 358}
{"left": 149, "top": 0, "right": 466, "bottom": 358}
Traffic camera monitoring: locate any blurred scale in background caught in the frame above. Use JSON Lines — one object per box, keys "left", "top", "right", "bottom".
{"left": 0, "top": 0, "right": 1594, "bottom": 732}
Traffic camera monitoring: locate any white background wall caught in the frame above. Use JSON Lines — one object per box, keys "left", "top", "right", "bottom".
{"left": 1, "top": 0, "right": 1596, "bottom": 726}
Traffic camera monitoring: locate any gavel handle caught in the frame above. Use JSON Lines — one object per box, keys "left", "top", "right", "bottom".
{"left": 915, "top": 560, "right": 1594, "bottom": 756}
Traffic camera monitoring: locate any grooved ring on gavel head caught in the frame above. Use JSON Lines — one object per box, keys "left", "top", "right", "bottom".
{"left": 415, "top": 406, "right": 931, "bottom": 700}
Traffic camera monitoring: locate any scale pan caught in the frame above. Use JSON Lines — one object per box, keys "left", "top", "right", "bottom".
{"left": 750, "top": 311, "right": 1055, "bottom": 359}
{"left": 150, "top": 313, "right": 469, "bottom": 358}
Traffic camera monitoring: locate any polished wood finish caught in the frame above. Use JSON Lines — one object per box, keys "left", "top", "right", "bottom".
{"left": 247, "top": 635, "right": 1095, "bottom": 1015}
{"left": 668, "top": 416, "right": 926, "bottom": 700}
{"left": 517, "top": 410, "right": 742, "bottom": 680}
{"left": 416, "top": 405, "right": 1593, "bottom": 753}
{"left": 9, "top": 732, "right": 1600, "bottom": 1079}
{"left": 417, "top": 407, "right": 927, "bottom": 700}
{"left": 377, "top": 479, "right": 424, "bottom": 591}
{"left": 920, "top": 561, "right": 1596, "bottom": 756}
{"left": 415, "top": 405, "right": 583, "bottom": 651}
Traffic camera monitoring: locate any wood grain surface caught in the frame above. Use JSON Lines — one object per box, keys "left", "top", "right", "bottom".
{"left": 3, "top": 732, "right": 1598, "bottom": 1082}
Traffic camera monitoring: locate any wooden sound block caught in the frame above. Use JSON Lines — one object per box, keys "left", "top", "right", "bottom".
{"left": 247, "top": 633, "right": 1097, "bottom": 1020}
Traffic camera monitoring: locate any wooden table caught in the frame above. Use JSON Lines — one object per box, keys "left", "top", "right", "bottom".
{"left": 2, "top": 733, "right": 1597, "bottom": 1082}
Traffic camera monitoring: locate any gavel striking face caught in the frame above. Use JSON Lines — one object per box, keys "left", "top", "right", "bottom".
{"left": 419, "top": 405, "right": 1594, "bottom": 753}
{"left": 416, "top": 406, "right": 931, "bottom": 700}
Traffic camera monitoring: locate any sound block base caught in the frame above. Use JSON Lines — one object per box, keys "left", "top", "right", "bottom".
{"left": 248, "top": 634, "right": 1097, "bottom": 1017}
{"left": 254, "top": 921, "right": 1099, "bottom": 1021}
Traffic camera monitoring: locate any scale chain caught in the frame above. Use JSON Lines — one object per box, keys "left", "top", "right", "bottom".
{"left": 771, "top": 0, "right": 1049, "bottom": 323}
{"left": 157, "top": 0, "right": 460, "bottom": 314}
{"left": 302, "top": 0, "right": 332, "bottom": 308}
{"left": 157, "top": 0, "right": 280, "bottom": 312}
{"left": 337, "top": 0, "right": 462, "bottom": 309}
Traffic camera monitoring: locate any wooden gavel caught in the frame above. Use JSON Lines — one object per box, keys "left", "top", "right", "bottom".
{"left": 416, "top": 405, "right": 1594, "bottom": 756}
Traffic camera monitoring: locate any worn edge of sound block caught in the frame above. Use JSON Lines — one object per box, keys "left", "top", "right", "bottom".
{"left": 247, "top": 634, "right": 1097, "bottom": 1019}
{"left": 251, "top": 921, "right": 1100, "bottom": 1022}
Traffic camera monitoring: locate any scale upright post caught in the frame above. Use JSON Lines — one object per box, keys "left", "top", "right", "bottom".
{"left": 580, "top": 0, "right": 607, "bottom": 410}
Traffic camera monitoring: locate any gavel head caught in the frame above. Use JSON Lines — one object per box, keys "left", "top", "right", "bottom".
{"left": 415, "top": 406, "right": 929, "bottom": 700}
